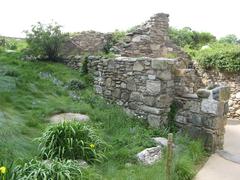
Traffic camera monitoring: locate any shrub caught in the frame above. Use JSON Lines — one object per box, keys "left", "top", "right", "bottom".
{"left": 169, "top": 27, "right": 216, "bottom": 49}
{"left": 103, "top": 30, "right": 126, "bottom": 54}
{"left": 195, "top": 43, "right": 240, "bottom": 72}
{"left": 38, "top": 122, "right": 107, "bottom": 163}
{"left": 67, "top": 80, "right": 86, "bottom": 91}
{"left": 11, "top": 159, "right": 83, "bottom": 180}
{"left": 25, "top": 22, "right": 69, "bottom": 61}
{"left": 219, "top": 34, "right": 239, "bottom": 44}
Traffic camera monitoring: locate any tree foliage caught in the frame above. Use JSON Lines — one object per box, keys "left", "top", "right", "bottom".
{"left": 169, "top": 27, "right": 216, "bottom": 49}
{"left": 219, "top": 34, "right": 239, "bottom": 44}
{"left": 25, "top": 22, "right": 69, "bottom": 60}
{"left": 195, "top": 43, "right": 240, "bottom": 72}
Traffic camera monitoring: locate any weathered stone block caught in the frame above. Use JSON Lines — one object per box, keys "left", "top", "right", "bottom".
{"left": 133, "top": 61, "right": 144, "bottom": 71}
{"left": 140, "top": 105, "right": 162, "bottom": 115}
{"left": 121, "top": 92, "right": 129, "bottom": 101}
{"left": 95, "top": 85, "right": 102, "bottom": 94}
{"left": 156, "top": 71, "right": 172, "bottom": 81}
{"left": 155, "top": 94, "right": 173, "bottom": 108}
{"left": 146, "top": 80, "right": 161, "bottom": 95}
{"left": 148, "top": 114, "right": 162, "bottom": 127}
{"left": 130, "top": 92, "right": 142, "bottom": 102}
{"left": 143, "top": 96, "right": 155, "bottom": 106}
{"left": 201, "top": 99, "right": 224, "bottom": 116}
{"left": 105, "top": 78, "right": 112, "bottom": 87}
{"left": 197, "top": 89, "right": 210, "bottom": 98}
{"left": 190, "top": 114, "right": 202, "bottom": 126}
{"left": 126, "top": 78, "right": 137, "bottom": 91}
{"left": 176, "top": 115, "right": 187, "bottom": 124}
{"left": 151, "top": 59, "right": 168, "bottom": 70}
{"left": 112, "top": 89, "right": 121, "bottom": 98}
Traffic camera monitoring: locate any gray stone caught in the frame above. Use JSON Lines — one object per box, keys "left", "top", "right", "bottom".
{"left": 120, "top": 82, "right": 127, "bottom": 88}
{"left": 236, "top": 92, "right": 240, "bottom": 99}
{"left": 137, "top": 146, "right": 162, "bottom": 165}
{"left": 129, "top": 102, "right": 138, "bottom": 110}
{"left": 197, "top": 89, "right": 210, "bottom": 98}
{"left": 148, "top": 114, "right": 162, "bottom": 127}
{"left": 151, "top": 59, "right": 168, "bottom": 70}
{"left": 126, "top": 78, "right": 136, "bottom": 91}
{"left": 95, "top": 85, "right": 102, "bottom": 94}
{"left": 130, "top": 92, "right": 142, "bottom": 102}
{"left": 156, "top": 71, "right": 172, "bottom": 81}
{"left": 132, "top": 35, "right": 150, "bottom": 43}
{"left": 133, "top": 61, "right": 144, "bottom": 71}
{"left": 176, "top": 115, "right": 187, "bottom": 124}
{"left": 121, "top": 92, "right": 129, "bottom": 101}
{"left": 143, "top": 96, "right": 155, "bottom": 106}
{"left": 152, "top": 137, "right": 168, "bottom": 147}
{"left": 190, "top": 114, "right": 202, "bottom": 126}
{"left": 112, "top": 89, "right": 121, "bottom": 98}
{"left": 141, "top": 106, "right": 162, "bottom": 115}
{"left": 146, "top": 80, "right": 161, "bottom": 95}
{"left": 105, "top": 78, "right": 112, "bottom": 87}
{"left": 148, "top": 74, "right": 156, "bottom": 80}
{"left": 201, "top": 99, "right": 224, "bottom": 116}
{"left": 155, "top": 95, "right": 173, "bottom": 108}
{"left": 50, "top": 113, "right": 89, "bottom": 123}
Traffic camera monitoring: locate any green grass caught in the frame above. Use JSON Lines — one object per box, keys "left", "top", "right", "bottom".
{"left": 0, "top": 51, "right": 207, "bottom": 179}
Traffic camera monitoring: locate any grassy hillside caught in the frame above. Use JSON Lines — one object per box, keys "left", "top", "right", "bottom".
{"left": 0, "top": 51, "right": 206, "bottom": 179}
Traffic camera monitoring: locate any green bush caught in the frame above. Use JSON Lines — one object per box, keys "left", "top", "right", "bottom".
{"left": 38, "top": 122, "right": 107, "bottom": 163}
{"left": 25, "top": 22, "right": 69, "bottom": 61}
{"left": 67, "top": 80, "right": 86, "bottom": 91}
{"left": 169, "top": 27, "right": 216, "bottom": 49}
{"left": 195, "top": 43, "right": 240, "bottom": 72}
{"left": 103, "top": 30, "right": 126, "bottom": 53}
{"left": 11, "top": 159, "right": 83, "bottom": 180}
{"left": 219, "top": 34, "right": 239, "bottom": 44}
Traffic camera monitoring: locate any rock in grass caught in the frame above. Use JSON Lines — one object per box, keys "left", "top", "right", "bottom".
{"left": 50, "top": 113, "right": 89, "bottom": 123}
{"left": 137, "top": 146, "right": 162, "bottom": 165}
{"left": 152, "top": 137, "right": 168, "bottom": 147}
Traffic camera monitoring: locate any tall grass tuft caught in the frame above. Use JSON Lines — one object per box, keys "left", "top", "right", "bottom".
{"left": 11, "top": 159, "right": 83, "bottom": 180}
{"left": 37, "top": 122, "right": 107, "bottom": 163}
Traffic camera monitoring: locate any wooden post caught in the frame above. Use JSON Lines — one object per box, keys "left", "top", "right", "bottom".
{"left": 166, "top": 133, "right": 173, "bottom": 180}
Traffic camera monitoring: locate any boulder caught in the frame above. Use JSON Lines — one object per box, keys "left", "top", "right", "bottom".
{"left": 50, "top": 113, "right": 89, "bottom": 123}
{"left": 137, "top": 146, "right": 162, "bottom": 165}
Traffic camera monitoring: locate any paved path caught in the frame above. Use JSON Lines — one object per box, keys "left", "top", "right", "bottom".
{"left": 195, "top": 119, "right": 240, "bottom": 180}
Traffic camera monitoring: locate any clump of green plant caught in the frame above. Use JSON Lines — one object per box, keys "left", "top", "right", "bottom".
{"left": 11, "top": 159, "right": 83, "bottom": 180}
{"left": 25, "top": 21, "right": 69, "bottom": 61}
{"left": 169, "top": 27, "right": 216, "bottom": 49}
{"left": 195, "top": 43, "right": 240, "bottom": 72}
{"left": 103, "top": 30, "right": 126, "bottom": 54}
{"left": 67, "top": 79, "right": 86, "bottom": 91}
{"left": 38, "top": 122, "right": 107, "bottom": 163}
{"left": 167, "top": 102, "right": 179, "bottom": 133}
{"left": 174, "top": 156, "right": 195, "bottom": 180}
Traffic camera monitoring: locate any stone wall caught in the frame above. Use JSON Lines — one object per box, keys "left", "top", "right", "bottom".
{"left": 175, "top": 86, "right": 230, "bottom": 152}
{"left": 87, "top": 56, "right": 230, "bottom": 152}
{"left": 113, "top": 13, "right": 190, "bottom": 67}
{"left": 88, "top": 56, "right": 176, "bottom": 127}
{"left": 61, "top": 31, "right": 111, "bottom": 55}
{"left": 195, "top": 63, "right": 240, "bottom": 120}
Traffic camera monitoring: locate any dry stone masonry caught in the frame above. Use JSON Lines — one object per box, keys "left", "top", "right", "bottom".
{"left": 88, "top": 57, "right": 176, "bottom": 127}
{"left": 63, "top": 13, "right": 232, "bottom": 152}
{"left": 113, "top": 13, "right": 189, "bottom": 62}
{"left": 175, "top": 86, "right": 230, "bottom": 152}
{"left": 88, "top": 55, "right": 230, "bottom": 152}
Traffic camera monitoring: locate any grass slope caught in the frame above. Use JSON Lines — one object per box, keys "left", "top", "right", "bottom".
{"left": 0, "top": 51, "right": 206, "bottom": 179}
